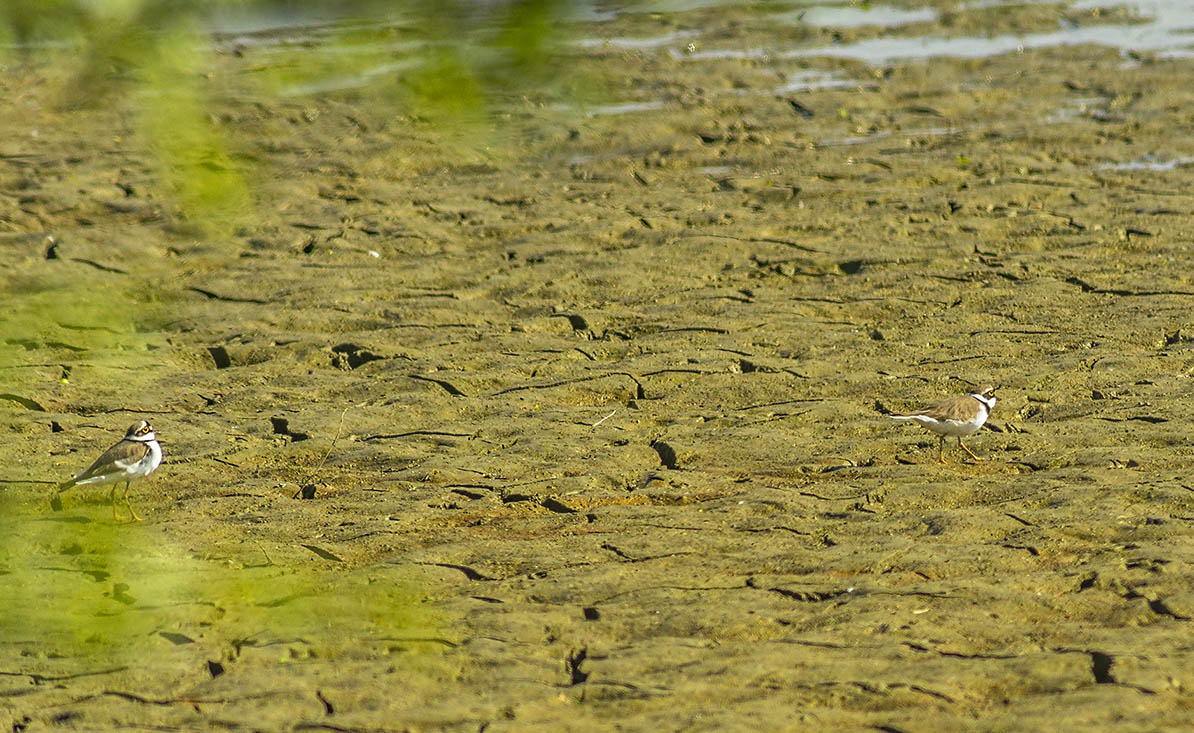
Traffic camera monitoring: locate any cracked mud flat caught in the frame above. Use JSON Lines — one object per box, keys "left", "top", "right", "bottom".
{"left": 7, "top": 8, "right": 1194, "bottom": 732}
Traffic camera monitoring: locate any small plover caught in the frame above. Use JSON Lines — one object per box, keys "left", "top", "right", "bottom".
{"left": 53, "top": 420, "right": 162, "bottom": 521}
{"left": 890, "top": 386, "right": 997, "bottom": 463}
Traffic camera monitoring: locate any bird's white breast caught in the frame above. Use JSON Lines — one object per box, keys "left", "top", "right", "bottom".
{"left": 908, "top": 413, "right": 986, "bottom": 437}
{"left": 116, "top": 440, "right": 162, "bottom": 478}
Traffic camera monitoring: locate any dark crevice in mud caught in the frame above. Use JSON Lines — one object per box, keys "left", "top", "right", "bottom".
{"left": 362, "top": 430, "right": 473, "bottom": 442}
{"left": 601, "top": 542, "right": 635, "bottom": 561}
{"left": 331, "top": 343, "right": 385, "bottom": 369}
{"left": 300, "top": 544, "right": 344, "bottom": 563}
{"left": 699, "top": 291, "right": 753, "bottom": 304}
{"left": 385, "top": 321, "right": 473, "bottom": 329}
{"left": 787, "top": 98, "right": 814, "bottom": 118}
{"left": 5, "top": 336, "right": 86, "bottom": 350}
{"left": 411, "top": 561, "right": 495, "bottom": 582}
{"left": 490, "top": 371, "right": 638, "bottom": 397}
{"left": 500, "top": 492, "right": 536, "bottom": 504}
{"left": 737, "top": 525, "right": 812, "bottom": 536}
{"left": 583, "top": 606, "right": 600, "bottom": 621}
{"left": 1053, "top": 647, "right": 1157, "bottom": 694}
{"left": 1147, "top": 598, "right": 1188, "bottom": 620}
{"left": 0, "top": 393, "right": 46, "bottom": 411}
{"left": 737, "top": 359, "right": 777, "bottom": 374}
{"left": 737, "top": 397, "right": 824, "bottom": 411}
{"left": 737, "top": 408, "right": 813, "bottom": 427}
{"left": 1095, "top": 415, "right": 1168, "bottom": 424}
{"left": 767, "top": 587, "right": 854, "bottom": 603}
{"left": 1003, "top": 512, "right": 1036, "bottom": 527}
{"left": 68, "top": 257, "right": 128, "bottom": 274}
{"left": 449, "top": 487, "right": 488, "bottom": 500}
{"left": 593, "top": 584, "right": 744, "bottom": 605}
{"left": 650, "top": 440, "right": 677, "bottom": 469}
{"left": 601, "top": 543, "right": 695, "bottom": 563}
{"left": 902, "top": 642, "right": 1017, "bottom": 660}
{"left": 899, "top": 684, "right": 955, "bottom": 703}
{"left": 749, "top": 578, "right": 854, "bottom": 603}
{"left": 823, "top": 679, "right": 952, "bottom": 703}
{"left": 566, "top": 647, "right": 589, "bottom": 685}
{"left": 188, "top": 287, "right": 270, "bottom": 304}
{"left": 1001, "top": 544, "right": 1039, "bottom": 556}
{"left": 409, "top": 374, "right": 467, "bottom": 397}
{"left": 378, "top": 636, "right": 459, "bottom": 648}
{"left": 772, "top": 638, "right": 852, "bottom": 650}
{"left": 552, "top": 313, "right": 589, "bottom": 333}
{"left": 540, "top": 497, "right": 577, "bottom": 514}
{"left": 634, "top": 470, "right": 663, "bottom": 490}
{"left": 96, "top": 690, "right": 274, "bottom": 706}
{"left": 913, "top": 353, "right": 985, "bottom": 366}
{"left": 640, "top": 368, "right": 711, "bottom": 378}
{"left": 316, "top": 690, "right": 334, "bottom": 715}
{"left": 484, "top": 194, "right": 533, "bottom": 207}
{"left": 270, "top": 416, "right": 309, "bottom": 442}
{"left": 698, "top": 232, "right": 824, "bottom": 254}
{"left": 1090, "top": 651, "right": 1116, "bottom": 684}
{"left": 799, "top": 490, "right": 868, "bottom": 501}
{"left": 968, "top": 329, "right": 1059, "bottom": 336}
{"left": 207, "top": 345, "right": 232, "bottom": 369}
{"left": 1116, "top": 586, "right": 1189, "bottom": 619}
{"left": 0, "top": 667, "right": 127, "bottom": 684}
{"left": 1063, "top": 276, "right": 1194, "bottom": 297}
{"left": 655, "top": 326, "right": 728, "bottom": 336}
{"left": 293, "top": 484, "right": 317, "bottom": 500}
{"left": 617, "top": 372, "right": 647, "bottom": 399}
{"left": 1009, "top": 460, "right": 1045, "bottom": 472}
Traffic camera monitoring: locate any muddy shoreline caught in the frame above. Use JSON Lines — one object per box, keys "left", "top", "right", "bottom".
{"left": 5, "top": 6, "right": 1194, "bottom": 730}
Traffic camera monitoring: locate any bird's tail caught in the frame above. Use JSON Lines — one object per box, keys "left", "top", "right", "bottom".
{"left": 50, "top": 480, "right": 75, "bottom": 511}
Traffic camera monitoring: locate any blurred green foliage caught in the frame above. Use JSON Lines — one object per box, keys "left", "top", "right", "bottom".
{"left": 1, "top": 0, "right": 580, "bottom": 227}
{"left": 0, "top": 0, "right": 585, "bottom": 384}
{"left": 0, "top": 493, "right": 440, "bottom": 665}
{"left": 0, "top": 272, "right": 164, "bottom": 380}
{"left": 0, "top": 0, "right": 583, "bottom": 670}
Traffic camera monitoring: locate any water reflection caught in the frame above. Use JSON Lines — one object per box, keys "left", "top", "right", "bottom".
{"left": 782, "top": 4, "right": 937, "bottom": 29}
{"left": 784, "top": 0, "right": 1194, "bottom": 62}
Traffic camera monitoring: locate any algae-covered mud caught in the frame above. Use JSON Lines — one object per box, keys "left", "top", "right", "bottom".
{"left": 6, "top": 0, "right": 1194, "bottom": 729}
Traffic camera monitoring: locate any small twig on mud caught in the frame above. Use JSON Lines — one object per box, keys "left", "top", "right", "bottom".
{"left": 591, "top": 409, "right": 617, "bottom": 429}
{"left": 253, "top": 540, "right": 275, "bottom": 566}
{"left": 313, "top": 406, "right": 350, "bottom": 475}
{"left": 292, "top": 407, "right": 350, "bottom": 498}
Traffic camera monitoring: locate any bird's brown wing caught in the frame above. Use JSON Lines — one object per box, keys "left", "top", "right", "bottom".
{"left": 903, "top": 394, "right": 978, "bottom": 421}
{"left": 72, "top": 440, "right": 148, "bottom": 482}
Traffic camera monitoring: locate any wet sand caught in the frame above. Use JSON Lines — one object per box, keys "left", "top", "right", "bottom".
{"left": 5, "top": 7, "right": 1194, "bottom": 730}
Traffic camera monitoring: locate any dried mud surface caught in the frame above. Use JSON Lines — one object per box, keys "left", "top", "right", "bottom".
{"left": 6, "top": 10, "right": 1194, "bottom": 732}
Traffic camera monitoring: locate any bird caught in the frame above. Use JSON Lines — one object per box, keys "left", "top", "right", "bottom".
{"left": 53, "top": 420, "right": 162, "bottom": 521}
{"left": 889, "top": 386, "right": 997, "bottom": 463}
